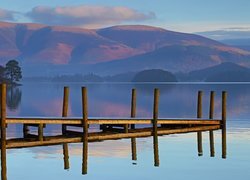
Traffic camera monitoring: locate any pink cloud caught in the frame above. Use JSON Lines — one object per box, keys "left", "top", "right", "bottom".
{"left": 27, "top": 5, "right": 156, "bottom": 28}
{"left": 0, "top": 8, "right": 15, "bottom": 20}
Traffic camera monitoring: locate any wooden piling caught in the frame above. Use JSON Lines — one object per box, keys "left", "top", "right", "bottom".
{"left": 222, "top": 91, "right": 227, "bottom": 127}
{"left": 82, "top": 87, "right": 88, "bottom": 134}
{"left": 82, "top": 87, "right": 88, "bottom": 175}
{"left": 197, "top": 91, "right": 203, "bottom": 156}
{"left": 1, "top": 84, "right": 7, "bottom": 180}
{"left": 130, "top": 89, "right": 137, "bottom": 161}
{"left": 62, "top": 87, "right": 69, "bottom": 134}
{"left": 153, "top": 88, "right": 160, "bottom": 167}
{"left": 38, "top": 124, "right": 44, "bottom": 141}
{"left": 130, "top": 88, "right": 136, "bottom": 129}
{"left": 209, "top": 91, "right": 215, "bottom": 157}
{"left": 63, "top": 143, "right": 69, "bottom": 169}
{"left": 222, "top": 91, "right": 227, "bottom": 159}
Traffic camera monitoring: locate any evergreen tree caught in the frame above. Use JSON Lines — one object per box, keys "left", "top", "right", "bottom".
{"left": 5, "top": 60, "right": 22, "bottom": 83}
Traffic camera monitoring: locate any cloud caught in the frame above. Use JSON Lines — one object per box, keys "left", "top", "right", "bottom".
{"left": 26, "top": 5, "right": 156, "bottom": 28}
{"left": 0, "top": 8, "right": 16, "bottom": 21}
{"left": 197, "top": 28, "right": 250, "bottom": 40}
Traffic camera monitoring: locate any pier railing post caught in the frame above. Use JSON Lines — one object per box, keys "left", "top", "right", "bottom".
{"left": 1, "top": 84, "right": 7, "bottom": 180}
{"left": 209, "top": 91, "right": 215, "bottom": 157}
{"left": 197, "top": 91, "right": 203, "bottom": 156}
{"left": 131, "top": 89, "right": 136, "bottom": 128}
{"left": 131, "top": 88, "right": 137, "bottom": 161}
{"left": 222, "top": 91, "right": 227, "bottom": 159}
{"left": 153, "top": 88, "right": 160, "bottom": 167}
{"left": 62, "top": 87, "right": 69, "bottom": 134}
{"left": 82, "top": 87, "right": 88, "bottom": 174}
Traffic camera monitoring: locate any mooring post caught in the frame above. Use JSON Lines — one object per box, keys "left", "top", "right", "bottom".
{"left": 130, "top": 88, "right": 137, "bottom": 161}
{"left": 197, "top": 91, "right": 203, "bottom": 156}
{"left": 222, "top": 91, "right": 227, "bottom": 159}
{"left": 1, "top": 84, "right": 7, "bottom": 180}
{"left": 209, "top": 91, "right": 215, "bottom": 157}
{"left": 62, "top": 87, "right": 69, "bottom": 134}
{"left": 130, "top": 88, "right": 136, "bottom": 129}
{"left": 153, "top": 88, "right": 160, "bottom": 167}
{"left": 38, "top": 124, "right": 44, "bottom": 141}
{"left": 63, "top": 143, "right": 69, "bottom": 169}
{"left": 82, "top": 87, "right": 88, "bottom": 175}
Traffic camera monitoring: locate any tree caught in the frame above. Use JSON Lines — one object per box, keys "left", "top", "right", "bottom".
{"left": 5, "top": 60, "right": 22, "bottom": 83}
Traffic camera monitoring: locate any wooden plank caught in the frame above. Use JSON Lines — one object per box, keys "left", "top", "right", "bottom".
{"left": 6, "top": 117, "right": 221, "bottom": 125}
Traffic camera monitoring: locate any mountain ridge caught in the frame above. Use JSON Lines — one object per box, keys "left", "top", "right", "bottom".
{"left": 1, "top": 21, "right": 250, "bottom": 76}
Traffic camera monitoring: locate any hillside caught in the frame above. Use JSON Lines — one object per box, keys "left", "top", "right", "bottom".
{"left": 0, "top": 21, "right": 250, "bottom": 76}
{"left": 188, "top": 62, "right": 250, "bottom": 81}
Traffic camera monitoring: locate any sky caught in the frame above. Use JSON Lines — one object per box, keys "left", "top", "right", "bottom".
{"left": 0, "top": 0, "right": 250, "bottom": 39}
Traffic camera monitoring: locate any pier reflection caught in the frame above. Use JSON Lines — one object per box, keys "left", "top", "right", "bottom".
{"left": 0, "top": 125, "right": 226, "bottom": 180}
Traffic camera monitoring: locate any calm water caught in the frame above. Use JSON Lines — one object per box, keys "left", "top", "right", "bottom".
{"left": 4, "top": 82, "right": 250, "bottom": 180}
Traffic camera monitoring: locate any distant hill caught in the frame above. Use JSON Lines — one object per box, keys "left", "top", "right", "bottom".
{"left": 220, "top": 38, "right": 250, "bottom": 51}
{"left": 188, "top": 62, "right": 250, "bottom": 81}
{"left": 132, "top": 69, "right": 177, "bottom": 82}
{"left": 93, "top": 45, "right": 250, "bottom": 75}
{"left": 205, "top": 71, "right": 250, "bottom": 82}
{"left": 1, "top": 21, "right": 250, "bottom": 76}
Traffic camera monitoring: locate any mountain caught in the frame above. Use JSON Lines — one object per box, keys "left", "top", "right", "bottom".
{"left": 188, "top": 62, "right": 250, "bottom": 81}
{"left": 0, "top": 21, "right": 250, "bottom": 76}
{"left": 93, "top": 45, "right": 250, "bottom": 75}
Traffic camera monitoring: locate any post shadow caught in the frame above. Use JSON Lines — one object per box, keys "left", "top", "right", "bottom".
{"left": 63, "top": 143, "right": 70, "bottom": 170}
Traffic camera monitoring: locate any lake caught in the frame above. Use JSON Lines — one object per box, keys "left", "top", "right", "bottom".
{"left": 3, "top": 82, "right": 250, "bottom": 180}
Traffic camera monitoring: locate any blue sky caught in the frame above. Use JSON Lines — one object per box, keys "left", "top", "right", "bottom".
{"left": 0, "top": 0, "right": 249, "bottom": 39}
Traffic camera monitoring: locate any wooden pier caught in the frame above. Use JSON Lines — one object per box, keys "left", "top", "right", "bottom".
{"left": 0, "top": 83, "right": 227, "bottom": 180}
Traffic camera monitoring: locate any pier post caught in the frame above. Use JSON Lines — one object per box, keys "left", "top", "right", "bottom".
{"left": 130, "top": 88, "right": 136, "bottom": 129}
{"left": 62, "top": 87, "right": 69, "bottom": 134}
{"left": 222, "top": 91, "right": 227, "bottom": 159}
{"left": 197, "top": 91, "right": 203, "bottom": 156}
{"left": 38, "top": 124, "right": 44, "bottom": 141}
{"left": 209, "top": 91, "right": 215, "bottom": 157}
{"left": 1, "top": 84, "right": 7, "bottom": 180}
{"left": 153, "top": 88, "right": 160, "bottom": 167}
{"left": 82, "top": 87, "right": 88, "bottom": 175}
{"left": 130, "top": 89, "right": 137, "bottom": 161}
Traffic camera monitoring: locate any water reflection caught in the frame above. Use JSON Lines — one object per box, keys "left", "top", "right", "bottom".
{"left": 6, "top": 86, "right": 22, "bottom": 111}
{"left": 1, "top": 125, "right": 226, "bottom": 179}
